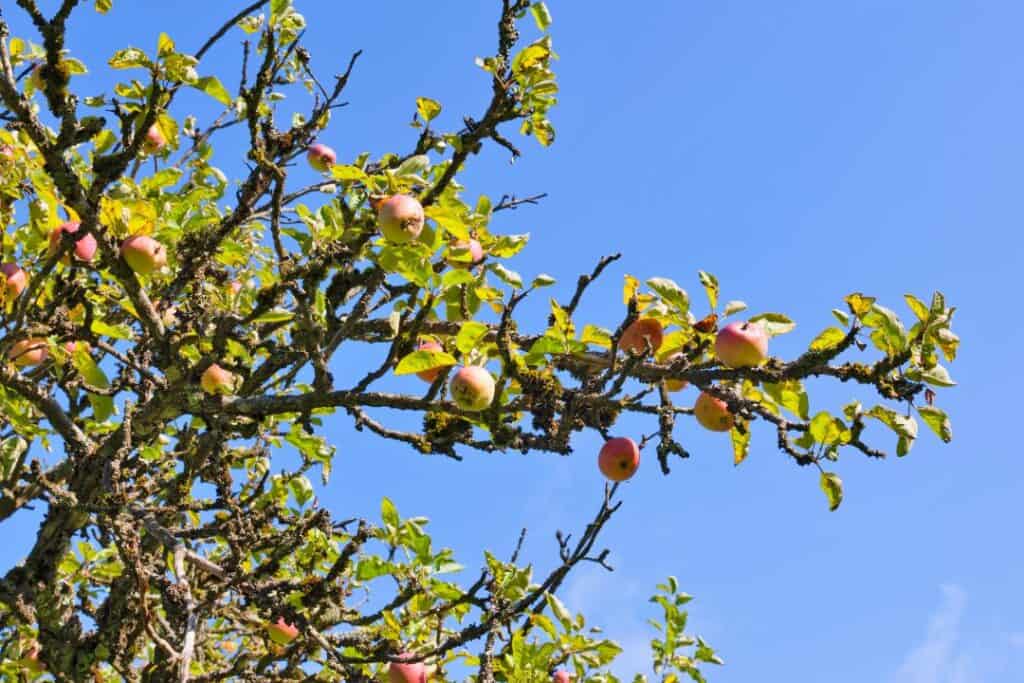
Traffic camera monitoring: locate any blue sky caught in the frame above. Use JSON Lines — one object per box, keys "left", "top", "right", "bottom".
{"left": 5, "top": 1, "right": 1024, "bottom": 681}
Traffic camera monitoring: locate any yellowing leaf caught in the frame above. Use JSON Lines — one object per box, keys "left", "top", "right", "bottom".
{"left": 394, "top": 349, "right": 457, "bottom": 376}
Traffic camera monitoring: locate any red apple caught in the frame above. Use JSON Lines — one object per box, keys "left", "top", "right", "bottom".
{"left": 48, "top": 221, "right": 97, "bottom": 264}
{"left": 415, "top": 339, "right": 445, "bottom": 383}
{"left": 598, "top": 437, "right": 640, "bottom": 482}
{"left": 449, "top": 366, "right": 495, "bottom": 411}
{"left": 714, "top": 321, "right": 768, "bottom": 368}
{"left": 552, "top": 671, "right": 571, "bottom": 683}
{"left": 201, "top": 363, "right": 236, "bottom": 395}
{"left": 7, "top": 339, "right": 48, "bottom": 367}
{"left": 446, "top": 239, "right": 484, "bottom": 268}
{"left": 378, "top": 194, "right": 425, "bottom": 244}
{"left": 307, "top": 143, "right": 337, "bottom": 172}
{"left": 618, "top": 318, "right": 664, "bottom": 355}
{"left": 1, "top": 263, "right": 27, "bottom": 302}
{"left": 694, "top": 392, "right": 734, "bottom": 432}
{"left": 266, "top": 617, "right": 298, "bottom": 645}
{"left": 143, "top": 125, "right": 166, "bottom": 154}
{"left": 120, "top": 234, "right": 167, "bottom": 275}
{"left": 389, "top": 653, "right": 427, "bottom": 683}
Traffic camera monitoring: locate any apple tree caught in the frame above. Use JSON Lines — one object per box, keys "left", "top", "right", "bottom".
{"left": 0, "top": 1, "right": 958, "bottom": 681}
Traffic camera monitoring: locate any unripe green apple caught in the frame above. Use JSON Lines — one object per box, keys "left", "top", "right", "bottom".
{"left": 388, "top": 653, "right": 427, "bottom": 683}
{"left": 266, "top": 617, "right": 298, "bottom": 645}
{"left": 1, "top": 263, "right": 27, "bottom": 303}
{"left": 446, "top": 239, "right": 484, "bottom": 268}
{"left": 377, "top": 194, "right": 425, "bottom": 244}
{"left": 48, "top": 221, "right": 97, "bottom": 264}
{"left": 120, "top": 234, "right": 168, "bottom": 275}
{"left": 618, "top": 318, "right": 664, "bottom": 355}
{"left": 449, "top": 366, "right": 495, "bottom": 411}
{"left": 201, "top": 363, "right": 236, "bottom": 395}
{"left": 7, "top": 339, "right": 48, "bottom": 367}
{"left": 598, "top": 437, "right": 640, "bottom": 481}
{"left": 694, "top": 391, "right": 733, "bottom": 432}
{"left": 552, "top": 671, "right": 572, "bottom": 683}
{"left": 307, "top": 143, "right": 337, "bottom": 172}
{"left": 714, "top": 321, "right": 768, "bottom": 368}
{"left": 143, "top": 125, "right": 166, "bottom": 154}
{"left": 415, "top": 339, "right": 444, "bottom": 383}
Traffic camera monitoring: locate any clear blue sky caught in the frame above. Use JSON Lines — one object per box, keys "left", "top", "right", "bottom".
{"left": 5, "top": 1, "right": 1023, "bottom": 680}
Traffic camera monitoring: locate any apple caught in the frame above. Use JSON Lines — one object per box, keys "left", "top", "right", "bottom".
{"left": 48, "top": 221, "right": 97, "bottom": 264}
{"left": 694, "top": 392, "right": 734, "bottom": 432}
{"left": 307, "top": 143, "right": 337, "bottom": 172}
{"left": 266, "top": 617, "right": 298, "bottom": 645}
{"left": 661, "top": 352, "right": 688, "bottom": 392}
{"left": 598, "top": 437, "right": 640, "bottom": 482}
{"left": 120, "top": 234, "right": 167, "bottom": 275}
{"left": 229, "top": 280, "right": 244, "bottom": 296}
{"left": 1, "top": 263, "right": 27, "bottom": 302}
{"left": 446, "top": 239, "right": 484, "bottom": 268}
{"left": 201, "top": 363, "right": 236, "bottom": 395}
{"left": 19, "top": 644, "right": 44, "bottom": 673}
{"left": 449, "top": 366, "right": 495, "bottom": 411}
{"left": 389, "top": 653, "right": 427, "bottom": 683}
{"left": 714, "top": 321, "right": 768, "bottom": 368}
{"left": 552, "top": 671, "right": 571, "bottom": 683}
{"left": 7, "top": 339, "right": 48, "bottom": 368}
{"left": 143, "top": 125, "right": 166, "bottom": 154}
{"left": 415, "top": 339, "right": 445, "bottom": 383}
{"left": 618, "top": 318, "right": 664, "bottom": 355}
{"left": 377, "top": 194, "right": 425, "bottom": 244}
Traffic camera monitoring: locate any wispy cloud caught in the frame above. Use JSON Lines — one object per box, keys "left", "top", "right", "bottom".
{"left": 892, "top": 583, "right": 971, "bottom": 683}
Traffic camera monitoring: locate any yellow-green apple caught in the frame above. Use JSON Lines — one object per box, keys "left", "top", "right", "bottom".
{"left": 552, "top": 671, "right": 571, "bottom": 683}
{"left": 48, "top": 221, "right": 97, "bottom": 264}
{"left": 201, "top": 363, "right": 236, "bottom": 395}
{"left": 266, "top": 617, "right": 298, "bottom": 645}
{"left": 415, "top": 339, "right": 445, "bottom": 383}
{"left": 19, "top": 643, "right": 44, "bottom": 673}
{"left": 694, "top": 392, "right": 733, "bottom": 432}
{"left": 449, "top": 366, "right": 495, "bottom": 411}
{"left": 120, "top": 234, "right": 167, "bottom": 275}
{"left": 618, "top": 318, "right": 664, "bottom": 355}
{"left": 714, "top": 321, "right": 768, "bottom": 368}
{"left": 388, "top": 653, "right": 427, "bottom": 683}
{"left": 446, "top": 239, "right": 484, "bottom": 268}
{"left": 598, "top": 437, "right": 640, "bottom": 481}
{"left": 377, "top": 194, "right": 425, "bottom": 244}
{"left": 143, "top": 125, "right": 166, "bottom": 154}
{"left": 7, "top": 339, "right": 48, "bottom": 367}
{"left": 1, "top": 263, "right": 27, "bottom": 303}
{"left": 307, "top": 143, "right": 336, "bottom": 172}
{"left": 661, "top": 352, "right": 688, "bottom": 392}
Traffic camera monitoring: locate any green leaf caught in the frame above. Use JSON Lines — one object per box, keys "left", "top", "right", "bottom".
{"left": 416, "top": 96, "right": 442, "bottom": 122}
{"left": 73, "top": 348, "right": 113, "bottom": 422}
{"left": 917, "top": 406, "right": 953, "bottom": 443}
{"left": 862, "top": 304, "right": 907, "bottom": 354}
{"left": 808, "top": 412, "right": 849, "bottom": 445}
{"left": 157, "top": 32, "right": 175, "bottom": 58}
{"left": 731, "top": 426, "right": 750, "bottom": 466}
{"left": 381, "top": 497, "right": 399, "bottom": 528}
{"left": 94, "top": 0, "right": 112, "bottom": 13}
{"left": 581, "top": 324, "right": 612, "bottom": 349}
{"left": 723, "top": 300, "right": 747, "bottom": 317}
{"left": 646, "top": 277, "right": 689, "bottom": 315}
{"left": 934, "top": 328, "right": 959, "bottom": 362}
{"left": 455, "top": 321, "right": 489, "bottom": 354}
{"left": 441, "top": 268, "right": 477, "bottom": 290}
{"left": 831, "top": 308, "right": 851, "bottom": 326}
{"left": 394, "top": 154, "right": 430, "bottom": 178}
{"left": 904, "top": 294, "right": 930, "bottom": 322}
{"left": 530, "top": 2, "right": 553, "bottom": 31}
{"left": 489, "top": 263, "right": 524, "bottom": 289}
{"left": 748, "top": 312, "right": 796, "bottom": 337}
{"left": 192, "top": 76, "right": 232, "bottom": 106}
{"left": 844, "top": 292, "right": 876, "bottom": 318}
{"left": 809, "top": 326, "right": 846, "bottom": 352}
{"left": 762, "top": 381, "right": 809, "bottom": 420}
{"left": 0, "top": 436, "right": 28, "bottom": 483}
{"left": 697, "top": 271, "right": 718, "bottom": 310}
{"left": 531, "top": 274, "right": 556, "bottom": 288}
{"left": 919, "top": 364, "right": 956, "bottom": 387}
{"left": 252, "top": 308, "right": 294, "bottom": 324}
{"left": 270, "top": 0, "right": 290, "bottom": 26}
{"left": 108, "top": 47, "right": 151, "bottom": 70}
{"left": 91, "top": 320, "right": 134, "bottom": 340}
{"left": 819, "top": 472, "right": 843, "bottom": 511}
{"left": 394, "top": 349, "right": 457, "bottom": 376}
{"left": 331, "top": 165, "right": 369, "bottom": 184}
{"left": 546, "top": 592, "right": 572, "bottom": 630}
{"left": 867, "top": 405, "right": 918, "bottom": 456}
